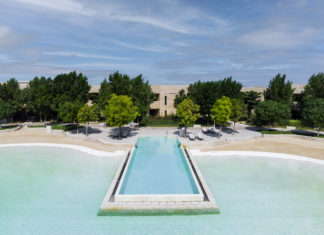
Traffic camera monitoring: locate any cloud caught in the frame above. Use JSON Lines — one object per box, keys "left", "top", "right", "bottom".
{"left": 43, "top": 51, "right": 129, "bottom": 60}
{"left": 15, "top": 0, "right": 94, "bottom": 15}
{"left": 13, "top": 0, "right": 228, "bottom": 35}
{"left": 0, "top": 26, "right": 34, "bottom": 50}
{"left": 108, "top": 39, "right": 167, "bottom": 53}
{"left": 238, "top": 26, "right": 317, "bottom": 49}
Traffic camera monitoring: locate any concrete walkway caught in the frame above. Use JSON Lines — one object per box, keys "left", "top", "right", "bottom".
{"left": 64, "top": 123, "right": 262, "bottom": 147}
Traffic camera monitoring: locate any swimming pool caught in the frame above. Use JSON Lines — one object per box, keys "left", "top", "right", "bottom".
{"left": 114, "top": 136, "right": 203, "bottom": 202}
{"left": 0, "top": 146, "right": 323, "bottom": 234}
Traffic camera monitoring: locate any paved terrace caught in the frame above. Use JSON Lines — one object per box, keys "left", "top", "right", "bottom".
{"left": 65, "top": 123, "right": 262, "bottom": 147}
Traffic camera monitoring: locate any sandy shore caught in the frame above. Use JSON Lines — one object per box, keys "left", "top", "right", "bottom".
{"left": 1, "top": 128, "right": 323, "bottom": 160}
{"left": 0, "top": 128, "right": 131, "bottom": 152}
{"left": 195, "top": 135, "right": 324, "bottom": 160}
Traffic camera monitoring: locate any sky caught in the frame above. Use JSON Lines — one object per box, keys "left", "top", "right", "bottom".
{"left": 0, "top": 0, "right": 323, "bottom": 86}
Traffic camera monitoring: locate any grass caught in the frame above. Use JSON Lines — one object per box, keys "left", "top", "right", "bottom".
{"left": 267, "top": 120, "right": 314, "bottom": 131}
{"left": 0, "top": 125, "right": 18, "bottom": 130}
{"left": 145, "top": 118, "right": 179, "bottom": 127}
{"left": 27, "top": 124, "right": 82, "bottom": 131}
{"left": 260, "top": 130, "right": 324, "bottom": 138}
{"left": 52, "top": 124, "right": 82, "bottom": 131}
{"left": 288, "top": 119, "right": 302, "bottom": 127}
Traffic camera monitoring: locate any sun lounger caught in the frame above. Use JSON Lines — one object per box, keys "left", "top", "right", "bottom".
{"left": 209, "top": 128, "right": 216, "bottom": 133}
{"left": 202, "top": 127, "right": 208, "bottom": 133}
{"left": 188, "top": 133, "right": 195, "bottom": 140}
{"left": 122, "top": 128, "right": 129, "bottom": 138}
{"left": 197, "top": 133, "right": 204, "bottom": 140}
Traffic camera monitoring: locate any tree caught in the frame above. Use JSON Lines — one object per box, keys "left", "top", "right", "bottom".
{"left": 302, "top": 99, "right": 324, "bottom": 136}
{"left": 230, "top": 98, "right": 246, "bottom": 133}
{"left": 188, "top": 78, "right": 242, "bottom": 120}
{"left": 176, "top": 98, "right": 200, "bottom": 136}
{"left": 303, "top": 73, "right": 324, "bottom": 100}
{"left": 98, "top": 78, "right": 112, "bottom": 110}
{"left": 77, "top": 104, "right": 100, "bottom": 136}
{"left": 129, "top": 74, "right": 154, "bottom": 123}
{"left": 174, "top": 89, "right": 187, "bottom": 108}
{"left": 254, "top": 100, "right": 290, "bottom": 126}
{"left": 98, "top": 72, "right": 154, "bottom": 124}
{"left": 58, "top": 101, "right": 81, "bottom": 123}
{"left": 0, "top": 99, "right": 13, "bottom": 127}
{"left": 210, "top": 96, "right": 232, "bottom": 136}
{"left": 108, "top": 71, "right": 131, "bottom": 95}
{"left": 27, "top": 76, "right": 53, "bottom": 122}
{"left": 104, "top": 95, "right": 138, "bottom": 139}
{"left": 53, "top": 71, "right": 90, "bottom": 117}
{"left": 264, "top": 73, "right": 295, "bottom": 104}
{"left": 243, "top": 91, "right": 261, "bottom": 118}
{"left": 0, "top": 78, "right": 25, "bottom": 120}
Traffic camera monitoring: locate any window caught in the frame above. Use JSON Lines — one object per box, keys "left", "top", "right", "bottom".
{"left": 165, "top": 110, "right": 167, "bottom": 116}
{"left": 165, "top": 96, "right": 167, "bottom": 105}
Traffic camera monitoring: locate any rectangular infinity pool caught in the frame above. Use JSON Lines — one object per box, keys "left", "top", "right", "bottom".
{"left": 115, "top": 136, "right": 202, "bottom": 201}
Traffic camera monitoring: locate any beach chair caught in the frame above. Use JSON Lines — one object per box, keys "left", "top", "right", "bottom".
{"left": 209, "top": 127, "right": 216, "bottom": 133}
{"left": 202, "top": 127, "right": 208, "bottom": 133}
{"left": 188, "top": 133, "right": 195, "bottom": 140}
{"left": 122, "top": 129, "right": 129, "bottom": 138}
{"left": 197, "top": 133, "right": 204, "bottom": 140}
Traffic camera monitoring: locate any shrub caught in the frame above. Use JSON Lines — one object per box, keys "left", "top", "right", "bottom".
{"left": 254, "top": 100, "right": 290, "bottom": 126}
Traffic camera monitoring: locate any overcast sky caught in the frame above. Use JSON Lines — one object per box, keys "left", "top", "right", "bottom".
{"left": 0, "top": 0, "right": 323, "bottom": 86}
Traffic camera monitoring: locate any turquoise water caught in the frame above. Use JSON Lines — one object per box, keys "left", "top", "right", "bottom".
{"left": 120, "top": 136, "right": 199, "bottom": 194}
{"left": 0, "top": 147, "right": 324, "bottom": 234}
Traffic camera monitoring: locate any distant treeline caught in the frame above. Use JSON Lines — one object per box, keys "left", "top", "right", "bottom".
{"left": 0, "top": 71, "right": 323, "bottom": 133}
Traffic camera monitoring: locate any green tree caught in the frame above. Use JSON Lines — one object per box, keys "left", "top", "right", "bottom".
{"left": 77, "top": 104, "right": 100, "bottom": 136}
{"left": 58, "top": 101, "right": 81, "bottom": 123}
{"left": 129, "top": 74, "right": 154, "bottom": 123}
{"left": 188, "top": 78, "right": 242, "bottom": 120}
{"left": 254, "top": 100, "right": 290, "bottom": 126}
{"left": 176, "top": 98, "right": 200, "bottom": 135}
{"left": 0, "top": 99, "right": 14, "bottom": 127}
{"left": 303, "top": 73, "right": 324, "bottom": 100}
{"left": 243, "top": 91, "right": 261, "bottom": 118}
{"left": 302, "top": 98, "right": 324, "bottom": 136}
{"left": 98, "top": 78, "right": 112, "bottom": 110}
{"left": 53, "top": 71, "right": 90, "bottom": 117}
{"left": 27, "top": 76, "right": 53, "bottom": 122}
{"left": 104, "top": 95, "right": 139, "bottom": 139}
{"left": 264, "top": 73, "right": 295, "bottom": 104}
{"left": 108, "top": 71, "right": 131, "bottom": 95}
{"left": 174, "top": 89, "right": 187, "bottom": 108}
{"left": 98, "top": 72, "right": 153, "bottom": 124}
{"left": 0, "top": 78, "right": 25, "bottom": 120}
{"left": 210, "top": 96, "right": 232, "bottom": 136}
{"left": 230, "top": 98, "right": 246, "bottom": 133}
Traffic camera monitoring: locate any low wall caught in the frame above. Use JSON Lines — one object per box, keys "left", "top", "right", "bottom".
{"left": 0, "top": 125, "right": 22, "bottom": 133}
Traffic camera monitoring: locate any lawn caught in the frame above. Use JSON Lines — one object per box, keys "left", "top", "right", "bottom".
{"left": 145, "top": 118, "right": 179, "bottom": 127}
{"left": 27, "top": 124, "right": 81, "bottom": 131}
{"left": 0, "top": 125, "right": 18, "bottom": 130}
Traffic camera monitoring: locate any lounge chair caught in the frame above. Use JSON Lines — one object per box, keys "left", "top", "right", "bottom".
{"left": 197, "top": 133, "right": 204, "bottom": 140}
{"left": 122, "top": 129, "right": 129, "bottom": 138}
{"left": 188, "top": 133, "right": 195, "bottom": 140}
{"left": 209, "top": 128, "right": 216, "bottom": 133}
{"left": 202, "top": 127, "right": 208, "bottom": 133}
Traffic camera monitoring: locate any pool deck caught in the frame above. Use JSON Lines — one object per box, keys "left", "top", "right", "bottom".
{"left": 1, "top": 124, "right": 324, "bottom": 160}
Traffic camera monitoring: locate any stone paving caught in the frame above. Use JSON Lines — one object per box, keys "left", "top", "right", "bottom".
{"left": 65, "top": 123, "right": 262, "bottom": 147}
